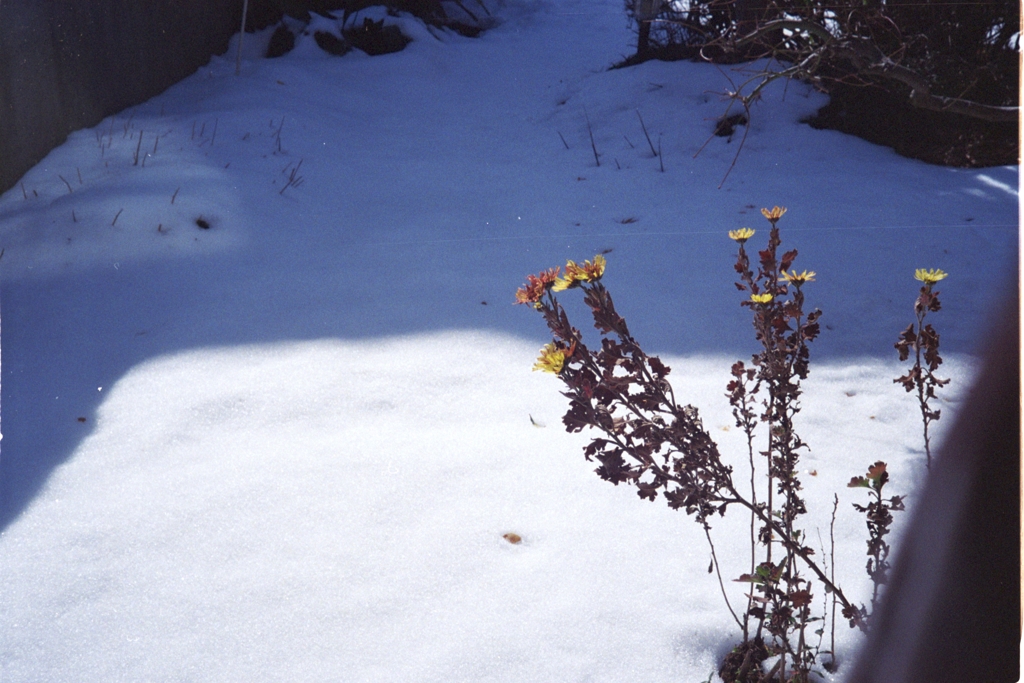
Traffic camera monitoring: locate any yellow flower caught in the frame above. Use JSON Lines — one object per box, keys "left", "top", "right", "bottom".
{"left": 553, "top": 255, "right": 606, "bottom": 291}
{"left": 584, "top": 254, "right": 607, "bottom": 280}
{"left": 761, "top": 206, "right": 787, "bottom": 222}
{"left": 780, "top": 270, "right": 816, "bottom": 285}
{"left": 551, "top": 274, "right": 573, "bottom": 292}
{"left": 750, "top": 293, "right": 773, "bottom": 304}
{"left": 914, "top": 268, "right": 948, "bottom": 285}
{"left": 532, "top": 343, "right": 566, "bottom": 374}
{"left": 729, "top": 228, "right": 755, "bottom": 243}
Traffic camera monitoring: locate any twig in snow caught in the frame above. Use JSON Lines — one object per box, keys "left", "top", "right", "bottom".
{"left": 273, "top": 117, "right": 285, "bottom": 153}
{"left": 584, "top": 108, "right": 600, "bottom": 167}
{"left": 705, "top": 526, "right": 743, "bottom": 631}
{"left": 58, "top": 175, "right": 73, "bottom": 194}
{"left": 636, "top": 109, "right": 657, "bottom": 157}
{"left": 112, "top": 208, "right": 123, "bottom": 226}
{"left": 171, "top": 187, "right": 180, "bottom": 204}
{"left": 718, "top": 109, "right": 751, "bottom": 189}
{"left": 20, "top": 182, "right": 27, "bottom": 200}
{"left": 658, "top": 134, "right": 664, "bottom": 172}
{"left": 623, "top": 134, "right": 635, "bottom": 149}
{"left": 72, "top": 210, "right": 77, "bottom": 223}
{"left": 133, "top": 131, "right": 144, "bottom": 166}
{"left": 210, "top": 118, "right": 218, "bottom": 147}
{"left": 557, "top": 131, "right": 570, "bottom": 150}
{"left": 279, "top": 159, "right": 305, "bottom": 195}
{"left": 827, "top": 494, "right": 839, "bottom": 672}
{"left": 77, "top": 167, "right": 83, "bottom": 184}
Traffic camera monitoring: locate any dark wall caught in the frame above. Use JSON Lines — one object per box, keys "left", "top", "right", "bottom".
{"left": 0, "top": 0, "right": 251, "bottom": 194}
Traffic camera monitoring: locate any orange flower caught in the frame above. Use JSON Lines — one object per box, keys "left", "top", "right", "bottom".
{"left": 515, "top": 267, "right": 560, "bottom": 305}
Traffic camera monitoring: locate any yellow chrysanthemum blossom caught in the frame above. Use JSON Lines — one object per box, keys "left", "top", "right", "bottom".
{"left": 532, "top": 343, "right": 566, "bottom": 374}
{"left": 761, "top": 206, "right": 787, "bottom": 222}
{"left": 729, "top": 228, "right": 755, "bottom": 243}
{"left": 750, "top": 293, "right": 774, "bottom": 304}
{"left": 552, "top": 255, "right": 607, "bottom": 291}
{"left": 914, "top": 268, "right": 948, "bottom": 285}
{"left": 551, "top": 275, "right": 573, "bottom": 292}
{"left": 780, "top": 270, "right": 816, "bottom": 285}
{"left": 586, "top": 254, "right": 607, "bottom": 279}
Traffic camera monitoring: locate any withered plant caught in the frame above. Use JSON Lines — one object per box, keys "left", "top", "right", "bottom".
{"left": 514, "top": 207, "right": 909, "bottom": 682}
{"left": 725, "top": 207, "right": 823, "bottom": 681}
{"left": 894, "top": 269, "right": 950, "bottom": 468}
{"left": 848, "top": 462, "right": 906, "bottom": 619}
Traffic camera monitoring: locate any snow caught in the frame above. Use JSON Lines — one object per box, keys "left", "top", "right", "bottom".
{"left": 0, "top": 0, "right": 1017, "bottom": 681}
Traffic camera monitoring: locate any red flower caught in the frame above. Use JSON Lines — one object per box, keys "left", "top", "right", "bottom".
{"left": 515, "top": 267, "right": 561, "bottom": 305}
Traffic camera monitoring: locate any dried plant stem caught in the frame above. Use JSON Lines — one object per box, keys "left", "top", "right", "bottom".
{"left": 718, "top": 108, "right": 750, "bottom": 189}
{"left": 133, "top": 131, "right": 144, "bottom": 166}
{"left": 896, "top": 279, "right": 948, "bottom": 469}
{"left": 58, "top": 175, "right": 73, "bottom": 194}
{"left": 829, "top": 493, "right": 838, "bottom": 669}
{"left": 111, "top": 208, "right": 123, "bottom": 226}
{"left": 171, "top": 187, "right": 180, "bottom": 204}
{"left": 636, "top": 109, "right": 657, "bottom": 156}
{"left": 705, "top": 526, "right": 743, "bottom": 631}
{"left": 279, "top": 159, "right": 305, "bottom": 195}
{"left": 557, "top": 131, "right": 570, "bottom": 149}
{"left": 729, "top": 360, "right": 760, "bottom": 643}
{"left": 914, "top": 316, "right": 935, "bottom": 466}
{"left": 584, "top": 109, "right": 600, "bottom": 167}
{"left": 274, "top": 117, "right": 285, "bottom": 153}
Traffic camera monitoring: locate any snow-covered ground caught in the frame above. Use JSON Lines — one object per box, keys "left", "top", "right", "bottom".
{"left": 0, "top": 0, "right": 1017, "bottom": 680}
